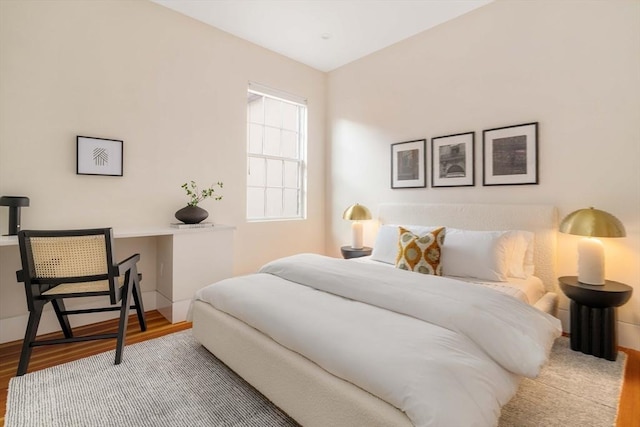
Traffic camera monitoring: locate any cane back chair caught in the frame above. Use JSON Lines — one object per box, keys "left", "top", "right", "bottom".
{"left": 15, "top": 228, "right": 147, "bottom": 376}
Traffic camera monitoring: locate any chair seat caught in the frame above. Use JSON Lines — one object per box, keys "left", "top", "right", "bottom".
{"left": 42, "top": 277, "right": 124, "bottom": 296}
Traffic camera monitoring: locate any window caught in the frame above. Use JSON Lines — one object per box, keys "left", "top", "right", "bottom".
{"left": 247, "top": 83, "right": 307, "bottom": 221}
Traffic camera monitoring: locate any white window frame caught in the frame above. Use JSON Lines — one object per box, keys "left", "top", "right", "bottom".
{"left": 246, "top": 83, "right": 307, "bottom": 221}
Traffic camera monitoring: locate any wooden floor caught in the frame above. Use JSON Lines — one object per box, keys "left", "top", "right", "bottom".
{"left": 0, "top": 311, "right": 638, "bottom": 426}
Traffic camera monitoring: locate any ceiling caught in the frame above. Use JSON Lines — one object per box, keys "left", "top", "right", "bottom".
{"left": 151, "top": 0, "right": 493, "bottom": 72}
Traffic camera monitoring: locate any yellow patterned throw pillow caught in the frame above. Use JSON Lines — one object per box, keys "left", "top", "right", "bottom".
{"left": 395, "top": 226, "right": 446, "bottom": 275}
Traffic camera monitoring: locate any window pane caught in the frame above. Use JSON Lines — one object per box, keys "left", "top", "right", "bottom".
{"left": 264, "top": 127, "right": 280, "bottom": 156}
{"left": 282, "top": 103, "right": 298, "bottom": 131}
{"left": 247, "top": 187, "right": 265, "bottom": 218}
{"left": 247, "top": 86, "right": 306, "bottom": 221}
{"left": 265, "top": 188, "right": 282, "bottom": 217}
{"left": 283, "top": 189, "right": 299, "bottom": 217}
{"left": 281, "top": 130, "right": 298, "bottom": 158}
{"left": 248, "top": 95, "right": 263, "bottom": 124}
{"left": 248, "top": 157, "right": 265, "bottom": 187}
{"left": 284, "top": 160, "right": 298, "bottom": 188}
{"left": 264, "top": 98, "right": 282, "bottom": 127}
{"left": 248, "top": 124, "right": 263, "bottom": 154}
{"left": 266, "top": 159, "right": 283, "bottom": 187}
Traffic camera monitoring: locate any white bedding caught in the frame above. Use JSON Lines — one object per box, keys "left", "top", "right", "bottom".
{"left": 194, "top": 254, "right": 561, "bottom": 427}
{"left": 353, "top": 256, "right": 546, "bottom": 304}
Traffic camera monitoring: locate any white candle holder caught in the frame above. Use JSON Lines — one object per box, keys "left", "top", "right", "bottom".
{"left": 577, "top": 237, "right": 605, "bottom": 285}
{"left": 351, "top": 221, "right": 364, "bottom": 249}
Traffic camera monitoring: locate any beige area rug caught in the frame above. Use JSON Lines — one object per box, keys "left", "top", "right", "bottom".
{"left": 499, "top": 337, "right": 626, "bottom": 426}
{"left": 5, "top": 331, "right": 626, "bottom": 426}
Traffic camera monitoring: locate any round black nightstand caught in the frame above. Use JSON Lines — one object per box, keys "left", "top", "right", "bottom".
{"left": 559, "top": 276, "right": 632, "bottom": 361}
{"left": 340, "top": 246, "right": 372, "bottom": 259}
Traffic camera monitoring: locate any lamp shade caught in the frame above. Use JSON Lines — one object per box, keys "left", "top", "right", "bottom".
{"left": 559, "top": 207, "right": 626, "bottom": 238}
{"left": 342, "top": 203, "right": 372, "bottom": 221}
{"left": 0, "top": 196, "right": 30, "bottom": 207}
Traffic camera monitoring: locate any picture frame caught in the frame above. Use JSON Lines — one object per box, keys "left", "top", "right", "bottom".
{"left": 483, "top": 122, "right": 538, "bottom": 186}
{"left": 431, "top": 132, "right": 475, "bottom": 187}
{"left": 76, "top": 136, "right": 123, "bottom": 176}
{"left": 391, "top": 139, "right": 426, "bottom": 189}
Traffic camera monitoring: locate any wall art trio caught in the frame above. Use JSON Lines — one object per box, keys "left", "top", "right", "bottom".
{"left": 390, "top": 122, "right": 538, "bottom": 188}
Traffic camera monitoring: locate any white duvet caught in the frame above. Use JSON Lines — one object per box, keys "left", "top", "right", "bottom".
{"left": 195, "top": 254, "right": 562, "bottom": 427}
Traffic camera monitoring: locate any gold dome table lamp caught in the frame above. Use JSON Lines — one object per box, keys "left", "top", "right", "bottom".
{"left": 342, "top": 203, "right": 372, "bottom": 250}
{"left": 559, "top": 207, "right": 626, "bottom": 285}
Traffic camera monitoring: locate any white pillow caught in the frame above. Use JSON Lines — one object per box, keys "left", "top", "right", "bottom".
{"left": 371, "top": 224, "right": 440, "bottom": 265}
{"left": 523, "top": 233, "right": 535, "bottom": 277}
{"left": 441, "top": 229, "right": 512, "bottom": 282}
{"left": 505, "top": 230, "right": 535, "bottom": 279}
{"left": 372, "top": 225, "right": 535, "bottom": 281}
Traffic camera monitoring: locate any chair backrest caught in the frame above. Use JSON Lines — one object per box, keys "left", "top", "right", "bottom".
{"left": 17, "top": 228, "right": 118, "bottom": 304}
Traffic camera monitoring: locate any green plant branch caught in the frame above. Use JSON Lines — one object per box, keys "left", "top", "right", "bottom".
{"left": 181, "top": 180, "right": 223, "bottom": 207}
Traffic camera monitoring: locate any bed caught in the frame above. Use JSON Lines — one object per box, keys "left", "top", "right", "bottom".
{"left": 191, "top": 203, "right": 562, "bottom": 427}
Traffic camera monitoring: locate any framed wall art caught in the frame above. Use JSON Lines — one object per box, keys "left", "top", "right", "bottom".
{"left": 76, "top": 136, "right": 123, "bottom": 176}
{"left": 431, "top": 131, "right": 474, "bottom": 187}
{"left": 391, "top": 139, "right": 426, "bottom": 189}
{"left": 483, "top": 122, "right": 538, "bottom": 186}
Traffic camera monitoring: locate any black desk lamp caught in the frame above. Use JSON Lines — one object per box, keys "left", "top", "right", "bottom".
{"left": 0, "top": 196, "right": 30, "bottom": 236}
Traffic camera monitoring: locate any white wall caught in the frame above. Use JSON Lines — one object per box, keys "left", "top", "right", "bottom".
{"left": 327, "top": 0, "right": 640, "bottom": 349}
{"left": 0, "top": 0, "right": 326, "bottom": 274}
{"left": 0, "top": 0, "right": 326, "bottom": 338}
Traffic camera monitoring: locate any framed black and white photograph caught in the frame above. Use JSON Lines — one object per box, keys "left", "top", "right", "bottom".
{"left": 76, "top": 136, "right": 123, "bottom": 176}
{"left": 431, "top": 132, "right": 474, "bottom": 187}
{"left": 391, "top": 139, "right": 426, "bottom": 189}
{"left": 483, "top": 122, "right": 538, "bottom": 186}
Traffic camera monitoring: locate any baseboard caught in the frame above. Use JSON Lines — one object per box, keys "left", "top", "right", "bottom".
{"left": 156, "top": 293, "right": 191, "bottom": 323}
{"left": 618, "top": 321, "right": 640, "bottom": 351}
{"left": 0, "top": 291, "right": 157, "bottom": 344}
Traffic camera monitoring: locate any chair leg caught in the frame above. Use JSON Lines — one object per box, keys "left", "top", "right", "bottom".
{"left": 51, "top": 298, "right": 73, "bottom": 338}
{"left": 114, "top": 277, "right": 133, "bottom": 365}
{"left": 17, "top": 301, "right": 46, "bottom": 376}
{"left": 132, "top": 272, "right": 147, "bottom": 332}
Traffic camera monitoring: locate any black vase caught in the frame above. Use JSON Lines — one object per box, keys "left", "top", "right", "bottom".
{"left": 175, "top": 205, "right": 209, "bottom": 224}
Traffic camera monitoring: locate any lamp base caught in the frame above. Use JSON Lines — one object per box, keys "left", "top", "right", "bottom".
{"left": 351, "top": 221, "right": 364, "bottom": 250}
{"left": 577, "top": 238, "right": 605, "bottom": 285}
{"left": 577, "top": 280, "right": 605, "bottom": 286}
{"left": 7, "top": 206, "right": 22, "bottom": 236}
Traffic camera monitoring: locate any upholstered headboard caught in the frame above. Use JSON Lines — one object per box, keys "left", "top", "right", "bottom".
{"left": 377, "top": 203, "right": 558, "bottom": 292}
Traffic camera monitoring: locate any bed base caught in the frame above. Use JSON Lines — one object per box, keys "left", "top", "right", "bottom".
{"left": 192, "top": 300, "right": 412, "bottom": 427}
{"left": 534, "top": 292, "right": 558, "bottom": 316}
